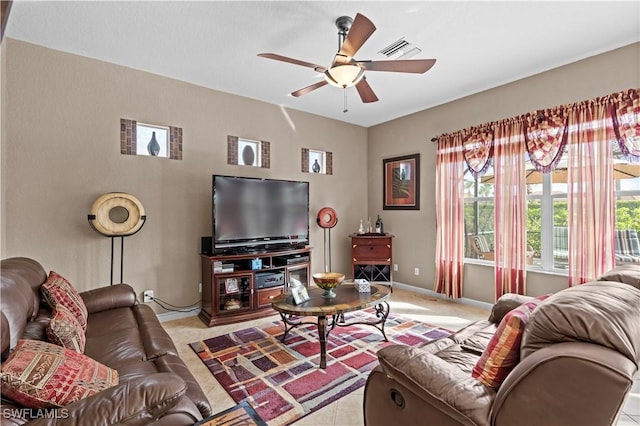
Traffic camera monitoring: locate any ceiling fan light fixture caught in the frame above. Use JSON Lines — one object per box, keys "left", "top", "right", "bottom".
{"left": 324, "top": 64, "right": 364, "bottom": 88}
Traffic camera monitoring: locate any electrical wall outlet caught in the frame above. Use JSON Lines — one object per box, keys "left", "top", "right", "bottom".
{"left": 393, "top": 263, "right": 398, "bottom": 271}
{"left": 198, "top": 282, "right": 202, "bottom": 293}
{"left": 143, "top": 290, "right": 154, "bottom": 303}
{"left": 414, "top": 268, "right": 420, "bottom": 276}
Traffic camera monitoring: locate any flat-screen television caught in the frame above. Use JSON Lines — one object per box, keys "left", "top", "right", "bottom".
{"left": 212, "top": 175, "right": 309, "bottom": 253}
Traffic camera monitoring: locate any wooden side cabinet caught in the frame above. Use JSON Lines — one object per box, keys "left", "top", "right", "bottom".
{"left": 200, "top": 247, "right": 311, "bottom": 327}
{"left": 350, "top": 234, "right": 393, "bottom": 290}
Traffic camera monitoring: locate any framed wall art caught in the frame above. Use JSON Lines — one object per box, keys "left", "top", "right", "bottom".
{"left": 383, "top": 153, "right": 420, "bottom": 210}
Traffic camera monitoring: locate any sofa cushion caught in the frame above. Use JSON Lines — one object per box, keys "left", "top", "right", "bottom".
{"left": 521, "top": 281, "right": 640, "bottom": 365}
{"left": 80, "top": 283, "right": 137, "bottom": 314}
{"left": 0, "top": 339, "right": 118, "bottom": 408}
{"left": 41, "top": 271, "right": 88, "bottom": 331}
{"left": 83, "top": 307, "right": 149, "bottom": 369}
{"left": 472, "top": 295, "right": 548, "bottom": 389}
{"left": 597, "top": 264, "right": 640, "bottom": 289}
{"left": 46, "top": 305, "right": 86, "bottom": 353}
{"left": 450, "top": 319, "right": 497, "bottom": 355}
{"left": 488, "top": 293, "right": 535, "bottom": 324}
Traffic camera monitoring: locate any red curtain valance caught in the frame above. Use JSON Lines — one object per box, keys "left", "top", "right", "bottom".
{"left": 462, "top": 128, "right": 494, "bottom": 178}
{"left": 524, "top": 108, "right": 568, "bottom": 172}
{"left": 434, "top": 88, "right": 640, "bottom": 176}
{"left": 612, "top": 89, "right": 640, "bottom": 160}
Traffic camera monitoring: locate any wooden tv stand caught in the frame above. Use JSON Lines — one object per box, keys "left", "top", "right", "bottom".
{"left": 199, "top": 246, "right": 312, "bottom": 327}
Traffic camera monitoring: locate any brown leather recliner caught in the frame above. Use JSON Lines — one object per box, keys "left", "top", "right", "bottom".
{"left": 1, "top": 257, "right": 213, "bottom": 425}
{"left": 364, "top": 269, "right": 640, "bottom": 426}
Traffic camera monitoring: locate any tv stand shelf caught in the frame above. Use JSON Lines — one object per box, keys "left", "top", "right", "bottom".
{"left": 199, "top": 246, "right": 312, "bottom": 327}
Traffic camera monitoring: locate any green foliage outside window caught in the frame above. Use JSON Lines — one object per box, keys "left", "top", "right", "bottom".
{"left": 467, "top": 199, "right": 640, "bottom": 258}
{"left": 528, "top": 200, "right": 640, "bottom": 257}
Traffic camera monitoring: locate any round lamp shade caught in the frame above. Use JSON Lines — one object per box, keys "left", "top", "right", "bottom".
{"left": 89, "top": 192, "right": 146, "bottom": 236}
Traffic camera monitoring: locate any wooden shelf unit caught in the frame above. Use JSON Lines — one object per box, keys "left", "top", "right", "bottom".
{"left": 199, "top": 246, "right": 311, "bottom": 326}
{"left": 350, "top": 234, "right": 393, "bottom": 289}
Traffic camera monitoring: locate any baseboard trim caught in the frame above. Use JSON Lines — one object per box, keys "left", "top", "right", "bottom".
{"left": 157, "top": 307, "right": 201, "bottom": 323}
{"left": 392, "top": 282, "right": 493, "bottom": 311}
{"left": 154, "top": 285, "right": 493, "bottom": 322}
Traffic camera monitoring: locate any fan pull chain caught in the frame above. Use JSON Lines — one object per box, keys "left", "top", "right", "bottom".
{"left": 343, "top": 89, "right": 348, "bottom": 113}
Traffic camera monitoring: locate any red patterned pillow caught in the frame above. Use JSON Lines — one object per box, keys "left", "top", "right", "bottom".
{"left": 0, "top": 339, "right": 118, "bottom": 408}
{"left": 46, "top": 305, "right": 86, "bottom": 353}
{"left": 472, "top": 295, "right": 550, "bottom": 389}
{"left": 41, "top": 271, "right": 88, "bottom": 331}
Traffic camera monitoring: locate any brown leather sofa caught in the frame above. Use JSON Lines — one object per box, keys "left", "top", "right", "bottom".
{"left": 1, "top": 257, "right": 212, "bottom": 425}
{"left": 364, "top": 267, "right": 640, "bottom": 426}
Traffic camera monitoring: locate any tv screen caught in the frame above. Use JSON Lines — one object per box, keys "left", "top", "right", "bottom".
{"left": 213, "top": 175, "right": 309, "bottom": 252}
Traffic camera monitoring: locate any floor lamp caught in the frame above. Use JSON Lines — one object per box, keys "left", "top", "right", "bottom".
{"left": 316, "top": 207, "right": 338, "bottom": 272}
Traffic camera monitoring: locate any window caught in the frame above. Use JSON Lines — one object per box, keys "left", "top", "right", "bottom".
{"left": 525, "top": 151, "right": 570, "bottom": 271}
{"left": 613, "top": 145, "right": 640, "bottom": 265}
{"left": 464, "top": 165, "right": 495, "bottom": 261}
{"left": 465, "top": 148, "right": 640, "bottom": 269}
{"left": 443, "top": 89, "right": 638, "bottom": 295}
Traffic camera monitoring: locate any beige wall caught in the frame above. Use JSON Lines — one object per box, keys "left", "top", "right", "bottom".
{"left": 368, "top": 42, "right": 640, "bottom": 303}
{"left": 1, "top": 39, "right": 6, "bottom": 256}
{"left": 2, "top": 39, "right": 369, "bottom": 312}
{"left": 3, "top": 38, "right": 638, "bottom": 311}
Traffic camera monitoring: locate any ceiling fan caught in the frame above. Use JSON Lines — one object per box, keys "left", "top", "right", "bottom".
{"left": 258, "top": 13, "right": 436, "bottom": 105}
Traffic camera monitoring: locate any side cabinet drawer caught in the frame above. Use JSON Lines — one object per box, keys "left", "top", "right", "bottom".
{"left": 353, "top": 244, "right": 391, "bottom": 261}
{"left": 257, "top": 287, "right": 283, "bottom": 307}
{"left": 352, "top": 237, "right": 391, "bottom": 247}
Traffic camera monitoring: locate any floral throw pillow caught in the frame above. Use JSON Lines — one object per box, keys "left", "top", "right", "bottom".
{"left": 46, "top": 305, "right": 86, "bottom": 353}
{"left": 41, "top": 271, "right": 88, "bottom": 331}
{"left": 472, "top": 294, "right": 550, "bottom": 389}
{"left": 0, "top": 339, "right": 118, "bottom": 408}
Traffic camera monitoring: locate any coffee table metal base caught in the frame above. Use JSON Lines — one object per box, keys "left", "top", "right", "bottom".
{"left": 278, "top": 301, "right": 390, "bottom": 369}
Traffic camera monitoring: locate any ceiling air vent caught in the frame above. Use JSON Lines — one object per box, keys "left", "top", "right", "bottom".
{"left": 378, "top": 38, "right": 421, "bottom": 60}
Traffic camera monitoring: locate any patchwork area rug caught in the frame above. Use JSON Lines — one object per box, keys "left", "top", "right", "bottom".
{"left": 189, "top": 309, "right": 451, "bottom": 425}
{"left": 195, "top": 401, "right": 267, "bottom": 426}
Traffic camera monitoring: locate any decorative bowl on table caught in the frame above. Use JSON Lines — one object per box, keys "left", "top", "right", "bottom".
{"left": 312, "top": 272, "right": 345, "bottom": 299}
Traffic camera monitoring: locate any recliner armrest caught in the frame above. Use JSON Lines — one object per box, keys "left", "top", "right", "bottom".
{"left": 80, "top": 283, "right": 137, "bottom": 314}
{"left": 377, "top": 345, "right": 495, "bottom": 426}
{"left": 492, "top": 342, "right": 637, "bottom": 426}
{"left": 28, "top": 373, "right": 200, "bottom": 426}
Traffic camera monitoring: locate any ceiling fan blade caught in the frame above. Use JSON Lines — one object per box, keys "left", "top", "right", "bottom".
{"left": 338, "top": 13, "right": 376, "bottom": 59}
{"left": 291, "top": 80, "right": 329, "bottom": 97}
{"left": 355, "top": 77, "right": 378, "bottom": 103}
{"left": 258, "top": 53, "right": 327, "bottom": 73}
{"left": 359, "top": 59, "right": 436, "bottom": 73}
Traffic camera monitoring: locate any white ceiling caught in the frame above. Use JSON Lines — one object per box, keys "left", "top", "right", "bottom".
{"left": 5, "top": 1, "right": 640, "bottom": 127}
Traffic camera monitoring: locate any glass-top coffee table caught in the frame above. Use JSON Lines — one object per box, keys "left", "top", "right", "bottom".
{"left": 271, "top": 283, "right": 391, "bottom": 369}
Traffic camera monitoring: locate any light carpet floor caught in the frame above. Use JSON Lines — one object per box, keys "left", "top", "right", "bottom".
{"left": 162, "top": 287, "right": 639, "bottom": 425}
